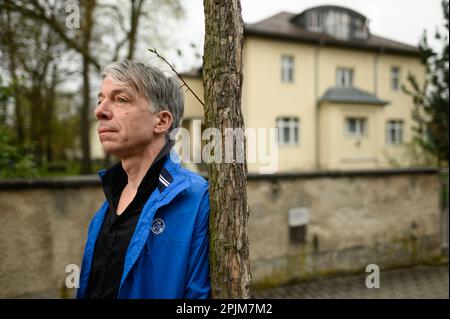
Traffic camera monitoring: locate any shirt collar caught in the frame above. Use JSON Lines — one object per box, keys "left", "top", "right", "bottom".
{"left": 101, "top": 140, "right": 174, "bottom": 206}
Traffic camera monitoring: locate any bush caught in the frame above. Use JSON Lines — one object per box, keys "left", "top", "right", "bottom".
{"left": 0, "top": 128, "right": 38, "bottom": 178}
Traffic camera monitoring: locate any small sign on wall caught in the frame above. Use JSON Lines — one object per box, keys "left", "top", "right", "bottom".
{"left": 288, "top": 207, "right": 310, "bottom": 226}
{"left": 288, "top": 207, "right": 310, "bottom": 244}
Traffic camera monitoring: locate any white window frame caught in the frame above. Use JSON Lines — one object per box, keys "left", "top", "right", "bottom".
{"left": 277, "top": 117, "right": 299, "bottom": 145}
{"left": 335, "top": 11, "right": 349, "bottom": 39}
{"left": 308, "top": 11, "right": 322, "bottom": 32}
{"left": 391, "top": 66, "right": 400, "bottom": 91}
{"left": 353, "top": 18, "right": 369, "bottom": 39}
{"left": 281, "top": 55, "right": 294, "bottom": 84}
{"left": 345, "top": 117, "right": 367, "bottom": 137}
{"left": 386, "top": 120, "right": 404, "bottom": 144}
{"left": 336, "top": 68, "right": 354, "bottom": 88}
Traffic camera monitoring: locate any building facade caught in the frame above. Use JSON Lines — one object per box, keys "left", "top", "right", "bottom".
{"left": 181, "top": 5, "right": 425, "bottom": 173}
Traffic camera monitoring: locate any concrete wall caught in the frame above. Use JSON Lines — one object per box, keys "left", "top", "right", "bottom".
{"left": 247, "top": 169, "right": 443, "bottom": 289}
{"left": 0, "top": 169, "right": 443, "bottom": 297}
{"left": 0, "top": 178, "right": 104, "bottom": 298}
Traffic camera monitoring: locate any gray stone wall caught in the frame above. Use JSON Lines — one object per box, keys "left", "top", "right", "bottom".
{"left": 247, "top": 170, "right": 442, "bottom": 288}
{"left": 0, "top": 169, "right": 443, "bottom": 297}
{"left": 0, "top": 179, "right": 103, "bottom": 298}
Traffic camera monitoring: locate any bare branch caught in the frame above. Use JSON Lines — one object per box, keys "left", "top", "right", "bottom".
{"left": 2, "top": 1, "right": 101, "bottom": 70}
{"left": 148, "top": 48, "right": 204, "bottom": 106}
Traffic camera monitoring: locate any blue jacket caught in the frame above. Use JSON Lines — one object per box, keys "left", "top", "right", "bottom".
{"left": 77, "top": 156, "right": 211, "bottom": 298}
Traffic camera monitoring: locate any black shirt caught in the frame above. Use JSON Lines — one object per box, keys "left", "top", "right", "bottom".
{"left": 86, "top": 142, "right": 173, "bottom": 299}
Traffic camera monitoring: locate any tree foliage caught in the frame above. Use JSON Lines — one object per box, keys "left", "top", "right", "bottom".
{"left": 403, "top": 0, "right": 449, "bottom": 167}
{"left": 0, "top": 0, "right": 184, "bottom": 176}
{"left": 0, "top": 78, "right": 37, "bottom": 178}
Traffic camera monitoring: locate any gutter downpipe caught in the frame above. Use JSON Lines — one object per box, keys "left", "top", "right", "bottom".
{"left": 315, "top": 39, "right": 325, "bottom": 170}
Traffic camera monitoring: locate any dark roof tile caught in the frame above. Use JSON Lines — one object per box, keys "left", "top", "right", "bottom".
{"left": 321, "top": 87, "right": 389, "bottom": 105}
{"left": 244, "top": 12, "right": 420, "bottom": 57}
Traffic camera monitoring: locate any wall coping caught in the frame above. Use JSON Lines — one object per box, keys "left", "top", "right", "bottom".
{"left": 0, "top": 175, "right": 101, "bottom": 190}
{"left": 0, "top": 167, "right": 442, "bottom": 190}
{"left": 247, "top": 167, "right": 441, "bottom": 180}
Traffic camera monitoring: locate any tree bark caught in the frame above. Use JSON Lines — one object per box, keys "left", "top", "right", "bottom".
{"left": 2, "top": 1, "right": 101, "bottom": 71}
{"left": 45, "top": 65, "right": 58, "bottom": 162}
{"left": 5, "top": 9, "right": 24, "bottom": 144}
{"left": 127, "top": 0, "right": 145, "bottom": 60}
{"left": 202, "top": 0, "right": 252, "bottom": 298}
{"left": 80, "top": 0, "right": 96, "bottom": 174}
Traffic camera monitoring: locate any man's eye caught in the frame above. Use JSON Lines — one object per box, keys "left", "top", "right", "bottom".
{"left": 116, "top": 97, "right": 127, "bottom": 103}
{"left": 97, "top": 100, "right": 103, "bottom": 105}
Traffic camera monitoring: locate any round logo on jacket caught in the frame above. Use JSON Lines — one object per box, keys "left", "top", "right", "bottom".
{"left": 151, "top": 218, "right": 165, "bottom": 235}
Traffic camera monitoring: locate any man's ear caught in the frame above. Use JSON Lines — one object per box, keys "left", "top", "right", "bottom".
{"left": 154, "top": 110, "right": 173, "bottom": 134}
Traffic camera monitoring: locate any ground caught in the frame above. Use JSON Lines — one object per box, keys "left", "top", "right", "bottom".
{"left": 14, "top": 263, "right": 449, "bottom": 299}
{"left": 255, "top": 263, "right": 449, "bottom": 299}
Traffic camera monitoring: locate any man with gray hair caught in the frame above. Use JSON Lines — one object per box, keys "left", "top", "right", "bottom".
{"left": 77, "top": 61, "right": 210, "bottom": 299}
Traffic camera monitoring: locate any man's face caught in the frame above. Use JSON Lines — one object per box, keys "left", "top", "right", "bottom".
{"left": 95, "top": 76, "right": 158, "bottom": 158}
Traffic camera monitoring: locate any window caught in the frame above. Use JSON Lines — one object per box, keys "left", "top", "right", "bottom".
{"left": 281, "top": 55, "right": 294, "bottom": 83}
{"left": 334, "top": 11, "right": 350, "bottom": 39}
{"left": 345, "top": 117, "right": 367, "bottom": 136}
{"left": 324, "top": 10, "right": 350, "bottom": 39}
{"left": 422, "top": 125, "right": 432, "bottom": 143}
{"left": 336, "top": 68, "right": 353, "bottom": 88}
{"left": 386, "top": 120, "right": 404, "bottom": 144}
{"left": 307, "top": 11, "right": 322, "bottom": 31}
{"left": 353, "top": 18, "right": 369, "bottom": 39}
{"left": 391, "top": 66, "right": 400, "bottom": 91}
{"left": 277, "top": 117, "right": 299, "bottom": 145}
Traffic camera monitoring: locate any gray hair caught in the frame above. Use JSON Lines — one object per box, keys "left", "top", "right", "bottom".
{"left": 101, "top": 60, "right": 184, "bottom": 133}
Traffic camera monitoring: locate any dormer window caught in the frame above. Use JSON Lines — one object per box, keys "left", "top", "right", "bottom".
{"left": 292, "top": 6, "right": 370, "bottom": 41}
{"left": 307, "top": 11, "right": 322, "bottom": 32}
{"left": 326, "top": 10, "right": 350, "bottom": 40}
{"left": 353, "top": 18, "right": 369, "bottom": 39}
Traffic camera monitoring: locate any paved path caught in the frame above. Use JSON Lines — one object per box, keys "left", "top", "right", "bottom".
{"left": 255, "top": 264, "right": 449, "bottom": 299}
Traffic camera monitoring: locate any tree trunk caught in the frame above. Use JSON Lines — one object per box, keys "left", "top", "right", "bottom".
{"left": 29, "top": 83, "right": 43, "bottom": 165}
{"left": 5, "top": 9, "right": 24, "bottom": 144}
{"left": 45, "top": 65, "right": 58, "bottom": 163}
{"left": 79, "top": 0, "right": 96, "bottom": 174}
{"left": 80, "top": 55, "right": 92, "bottom": 174}
{"left": 202, "top": 0, "right": 252, "bottom": 298}
{"left": 127, "top": 0, "right": 145, "bottom": 60}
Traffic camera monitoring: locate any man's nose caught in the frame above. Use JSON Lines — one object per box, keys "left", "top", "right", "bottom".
{"left": 95, "top": 100, "right": 112, "bottom": 120}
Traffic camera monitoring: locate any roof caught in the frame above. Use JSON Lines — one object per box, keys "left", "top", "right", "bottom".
{"left": 244, "top": 12, "right": 421, "bottom": 57}
{"left": 320, "top": 87, "right": 389, "bottom": 105}
{"left": 292, "top": 5, "right": 368, "bottom": 23}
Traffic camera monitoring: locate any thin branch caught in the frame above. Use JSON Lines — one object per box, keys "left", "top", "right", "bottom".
{"left": 148, "top": 48, "right": 204, "bottom": 106}
{"left": 2, "top": 1, "right": 101, "bottom": 71}
{"left": 112, "top": 36, "right": 128, "bottom": 62}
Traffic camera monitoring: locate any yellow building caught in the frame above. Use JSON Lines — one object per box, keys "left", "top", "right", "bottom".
{"left": 181, "top": 5, "right": 425, "bottom": 174}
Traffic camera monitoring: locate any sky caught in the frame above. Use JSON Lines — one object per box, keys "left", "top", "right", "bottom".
{"left": 168, "top": 0, "right": 447, "bottom": 71}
